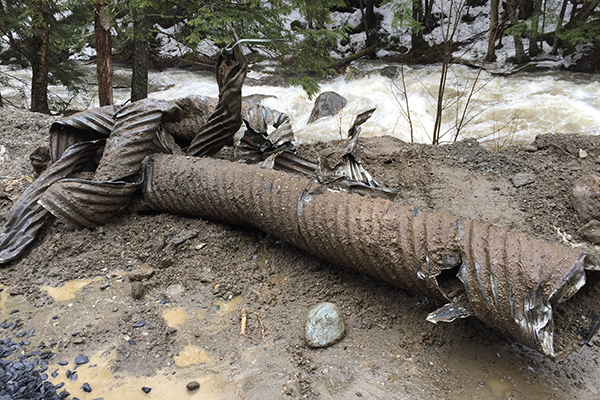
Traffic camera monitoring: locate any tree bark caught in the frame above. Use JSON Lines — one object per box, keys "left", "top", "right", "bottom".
{"left": 95, "top": 2, "right": 113, "bottom": 106}
{"left": 411, "top": 0, "right": 425, "bottom": 57}
{"left": 485, "top": 0, "right": 500, "bottom": 62}
{"left": 31, "top": 0, "right": 50, "bottom": 113}
{"left": 365, "top": 0, "right": 376, "bottom": 48}
{"left": 131, "top": 7, "right": 149, "bottom": 102}
{"left": 550, "top": 0, "right": 568, "bottom": 55}
{"left": 529, "top": 0, "right": 542, "bottom": 57}
{"left": 507, "top": 0, "right": 527, "bottom": 63}
{"left": 565, "top": 1, "right": 598, "bottom": 30}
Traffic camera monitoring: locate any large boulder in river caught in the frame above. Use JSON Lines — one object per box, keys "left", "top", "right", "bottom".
{"left": 571, "top": 174, "right": 600, "bottom": 223}
{"left": 307, "top": 92, "right": 347, "bottom": 124}
{"left": 565, "top": 44, "right": 600, "bottom": 74}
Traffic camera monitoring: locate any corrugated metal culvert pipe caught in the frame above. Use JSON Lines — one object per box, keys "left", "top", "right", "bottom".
{"left": 142, "top": 153, "right": 599, "bottom": 358}
{"left": 1, "top": 42, "right": 600, "bottom": 359}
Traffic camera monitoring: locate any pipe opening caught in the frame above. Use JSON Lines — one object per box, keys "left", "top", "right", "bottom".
{"left": 436, "top": 264, "right": 464, "bottom": 300}
{"left": 553, "top": 269, "right": 600, "bottom": 357}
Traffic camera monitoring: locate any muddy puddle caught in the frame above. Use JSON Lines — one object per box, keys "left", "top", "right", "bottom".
{"left": 0, "top": 278, "right": 249, "bottom": 400}
{"left": 2, "top": 272, "right": 599, "bottom": 400}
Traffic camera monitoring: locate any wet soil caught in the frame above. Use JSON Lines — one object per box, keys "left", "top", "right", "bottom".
{"left": 1, "top": 107, "right": 600, "bottom": 399}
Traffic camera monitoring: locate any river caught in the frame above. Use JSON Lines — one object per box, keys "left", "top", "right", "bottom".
{"left": 1, "top": 62, "right": 599, "bottom": 146}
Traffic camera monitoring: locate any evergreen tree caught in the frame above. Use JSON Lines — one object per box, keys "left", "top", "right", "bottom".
{"left": 0, "top": 0, "right": 92, "bottom": 110}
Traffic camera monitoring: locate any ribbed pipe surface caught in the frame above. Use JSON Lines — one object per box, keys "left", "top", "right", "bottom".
{"left": 0, "top": 140, "right": 104, "bottom": 263}
{"left": 49, "top": 105, "right": 115, "bottom": 163}
{"left": 93, "top": 99, "right": 180, "bottom": 182}
{"left": 143, "top": 154, "right": 595, "bottom": 357}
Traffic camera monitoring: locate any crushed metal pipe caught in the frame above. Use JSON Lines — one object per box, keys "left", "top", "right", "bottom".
{"left": 140, "top": 153, "right": 598, "bottom": 358}
{"left": 1, "top": 43, "right": 600, "bottom": 359}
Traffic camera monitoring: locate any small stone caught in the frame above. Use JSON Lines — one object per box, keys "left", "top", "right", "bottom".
{"left": 58, "top": 360, "right": 68, "bottom": 366}
{"left": 165, "top": 284, "right": 185, "bottom": 299}
{"left": 131, "top": 282, "right": 145, "bottom": 300}
{"left": 572, "top": 175, "right": 600, "bottom": 223}
{"left": 128, "top": 265, "right": 155, "bottom": 281}
{"left": 8, "top": 287, "right": 24, "bottom": 296}
{"left": 580, "top": 149, "right": 588, "bottom": 159}
{"left": 305, "top": 302, "right": 345, "bottom": 348}
{"left": 171, "top": 230, "right": 198, "bottom": 244}
{"left": 99, "top": 283, "right": 110, "bottom": 290}
{"left": 579, "top": 220, "right": 600, "bottom": 245}
{"left": 82, "top": 382, "right": 92, "bottom": 392}
{"left": 133, "top": 320, "right": 146, "bottom": 328}
{"left": 74, "top": 355, "right": 89, "bottom": 365}
{"left": 511, "top": 172, "right": 536, "bottom": 188}
{"left": 141, "top": 386, "right": 152, "bottom": 394}
{"left": 521, "top": 144, "right": 538, "bottom": 152}
{"left": 186, "top": 381, "right": 200, "bottom": 391}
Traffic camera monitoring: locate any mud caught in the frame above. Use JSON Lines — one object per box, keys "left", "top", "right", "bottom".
{"left": 1, "top": 107, "right": 600, "bottom": 399}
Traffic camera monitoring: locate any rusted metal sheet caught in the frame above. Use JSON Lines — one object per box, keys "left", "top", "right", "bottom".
{"left": 143, "top": 154, "right": 598, "bottom": 357}
{"left": 93, "top": 99, "right": 180, "bottom": 182}
{"left": 0, "top": 140, "right": 104, "bottom": 263}
{"left": 40, "top": 99, "right": 180, "bottom": 229}
{"left": 39, "top": 178, "right": 140, "bottom": 228}
{"left": 49, "top": 105, "right": 115, "bottom": 162}
{"left": 187, "top": 45, "right": 247, "bottom": 157}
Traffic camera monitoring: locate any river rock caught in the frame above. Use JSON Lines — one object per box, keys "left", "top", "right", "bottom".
{"left": 128, "top": 264, "right": 155, "bottom": 281}
{"left": 131, "top": 282, "right": 145, "bottom": 300}
{"left": 578, "top": 220, "right": 600, "bottom": 245}
{"left": 572, "top": 175, "right": 600, "bottom": 223}
{"left": 344, "top": 66, "right": 365, "bottom": 81}
{"left": 305, "top": 302, "right": 345, "bottom": 348}
{"left": 307, "top": 92, "right": 347, "bottom": 124}
{"left": 511, "top": 172, "right": 536, "bottom": 188}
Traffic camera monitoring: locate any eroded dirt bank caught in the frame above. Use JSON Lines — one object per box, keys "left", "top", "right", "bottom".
{"left": 1, "top": 107, "right": 600, "bottom": 399}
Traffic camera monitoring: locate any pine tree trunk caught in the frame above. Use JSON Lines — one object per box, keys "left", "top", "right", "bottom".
{"left": 31, "top": 0, "right": 50, "bottom": 113}
{"left": 507, "top": 0, "right": 527, "bottom": 63}
{"left": 485, "top": 0, "right": 500, "bottom": 62}
{"left": 550, "top": 0, "right": 568, "bottom": 55}
{"left": 529, "top": 0, "right": 542, "bottom": 57}
{"left": 95, "top": 2, "right": 113, "bottom": 106}
{"left": 365, "top": 0, "right": 376, "bottom": 52}
{"left": 411, "top": 0, "right": 425, "bottom": 57}
{"left": 131, "top": 7, "right": 149, "bottom": 102}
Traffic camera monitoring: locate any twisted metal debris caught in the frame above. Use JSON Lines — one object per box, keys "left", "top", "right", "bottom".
{"left": 1, "top": 43, "right": 599, "bottom": 358}
{"left": 142, "top": 154, "right": 598, "bottom": 357}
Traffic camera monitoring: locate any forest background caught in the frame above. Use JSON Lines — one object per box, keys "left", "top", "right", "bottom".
{"left": 0, "top": 0, "right": 598, "bottom": 121}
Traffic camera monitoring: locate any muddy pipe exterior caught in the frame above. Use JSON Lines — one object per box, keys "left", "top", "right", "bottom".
{"left": 142, "top": 153, "right": 597, "bottom": 358}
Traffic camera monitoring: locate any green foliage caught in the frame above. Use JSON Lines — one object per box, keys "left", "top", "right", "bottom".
{"left": 559, "top": 12, "right": 600, "bottom": 47}
{"left": 385, "top": 0, "right": 422, "bottom": 33}
{"left": 276, "top": 26, "right": 345, "bottom": 97}
{"left": 171, "top": 0, "right": 347, "bottom": 96}
{"left": 1, "top": 0, "right": 349, "bottom": 99}
{"left": 0, "top": 0, "right": 90, "bottom": 96}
